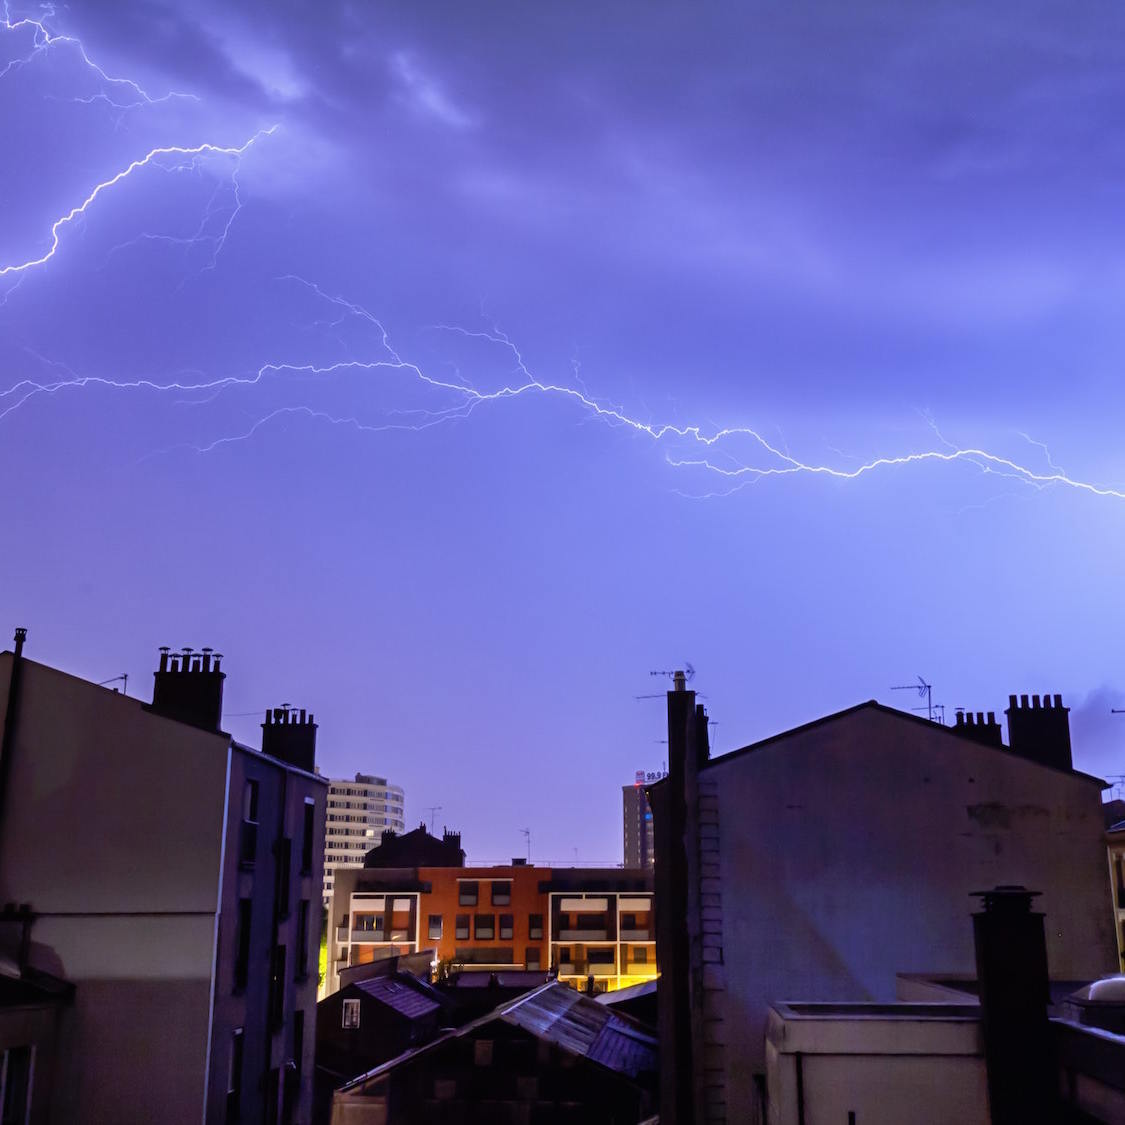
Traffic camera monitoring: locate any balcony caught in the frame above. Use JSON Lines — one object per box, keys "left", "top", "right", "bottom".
{"left": 351, "top": 929, "right": 386, "bottom": 943}
{"left": 336, "top": 927, "right": 349, "bottom": 943}
{"left": 589, "top": 963, "right": 617, "bottom": 977}
{"left": 558, "top": 929, "right": 609, "bottom": 941}
{"left": 620, "top": 929, "right": 652, "bottom": 941}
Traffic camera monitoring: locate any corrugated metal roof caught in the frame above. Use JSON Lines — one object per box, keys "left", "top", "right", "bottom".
{"left": 501, "top": 983, "right": 657, "bottom": 1078}
{"left": 354, "top": 975, "right": 442, "bottom": 1020}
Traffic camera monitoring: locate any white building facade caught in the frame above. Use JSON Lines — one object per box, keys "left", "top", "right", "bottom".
{"left": 323, "top": 773, "right": 405, "bottom": 905}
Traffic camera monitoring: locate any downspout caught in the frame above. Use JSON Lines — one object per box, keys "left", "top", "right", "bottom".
{"left": 0, "top": 628, "right": 28, "bottom": 838}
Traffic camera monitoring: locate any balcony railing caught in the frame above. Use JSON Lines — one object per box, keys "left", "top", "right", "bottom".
{"left": 620, "top": 928, "right": 652, "bottom": 941}
{"left": 351, "top": 929, "right": 385, "bottom": 943}
{"left": 558, "top": 929, "right": 609, "bottom": 941}
{"left": 336, "top": 927, "right": 349, "bottom": 943}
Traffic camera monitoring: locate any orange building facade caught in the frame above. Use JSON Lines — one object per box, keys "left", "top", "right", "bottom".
{"left": 325, "top": 864, "right": 655, "bottom": 996}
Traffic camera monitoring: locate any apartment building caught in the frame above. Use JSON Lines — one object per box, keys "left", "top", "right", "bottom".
{"left": 649, "top": 678, "right": 1118, "bottom": 1124}
{"left": 323, "top": 774, "right": 405, "bottom": 905}
{"left": 0, "top": 632, "right": 326, "bottom": 1125}
{"left": 623, "top": 769, "right": 662, "bottom": 869}
{"left": 323, "top": 836, "right": 656, "bottom": 997}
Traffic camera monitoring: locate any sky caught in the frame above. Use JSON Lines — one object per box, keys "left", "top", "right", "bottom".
{"left": 2, "top": 0, "right": 1124, "bottom": 863}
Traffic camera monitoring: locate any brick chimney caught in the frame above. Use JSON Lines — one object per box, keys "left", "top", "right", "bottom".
{"left": 951, "top": 709, "right": 1003, "bottom": 748}
{"left": 1005, "top": 694, "right": 1072, "bottom": 771}
{"left": 150, "top": 646, "right": 225, "bottom": 732}
{"left": 260, "top": 704, "right": 317, "bottom": 772}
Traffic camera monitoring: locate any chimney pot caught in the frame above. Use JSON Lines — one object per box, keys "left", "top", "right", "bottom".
{"left": 1020, "top": 694, "right": 1029, "bottom": 708}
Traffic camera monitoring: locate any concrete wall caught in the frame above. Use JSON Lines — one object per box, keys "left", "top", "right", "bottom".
{"left": 713, "top": 706, "right": 1116, "bottom": 1119}
{"left": 765, "top": 1006, "right": 989, "bottom": 1125}
{"left": 0, "top": 655, "right": 228, "bottom": 1124}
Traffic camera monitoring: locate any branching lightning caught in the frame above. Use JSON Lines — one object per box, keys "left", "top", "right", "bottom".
{"left": 1, "top": 2, "right": 196, "bottom": 107}
{"left": 4, "top": 277, "right": 1122, "bottom": 504}
{"left": 0, "top": 128, "right": 276, "bottom": 279}
{"left": 1, "top": 8, "right": 1120, "bottom": 508}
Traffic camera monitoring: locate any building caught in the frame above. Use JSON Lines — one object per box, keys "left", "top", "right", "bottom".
{"left": 1109, "top": 811, "right": 1125, "bottom": 972}
{"left": 324, "top": 831, "right": 657, "bottom": 997}
{"left": 323, "top": 774, "right": 405, "bottom": 906}
{"left": 0, "top": 631, "right": 327, "bottom": 1125}
{"left": 623, "top": 770, "right": 660, "bottom": 869}
{"left": 329, "top": 981, "right": 658, "bottom": 1124}
{"left": 648, "top": 676, "right": 1118, "bottom": 1124}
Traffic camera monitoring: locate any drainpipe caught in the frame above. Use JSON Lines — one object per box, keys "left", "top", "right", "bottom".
{"left": 0, "top": 628, "right": 28, "bottom": 838}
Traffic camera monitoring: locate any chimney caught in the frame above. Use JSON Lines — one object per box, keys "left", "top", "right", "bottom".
{"left": 442, "top": 828, "right": 462, "bottom": 850}
{"left": 951, "top": 709, "right": 1003, "bottom": 749}
{"left": 260, "top": 704, "right": 317, "bottom": 772}
{"left": 971, "top": 886, "right": 1056, "bottom": 1125}
{"left": 149, "top": 645, "right": 225, "bottom": 732}
{"left": 1005, "top": 693, "right": 1072, "bottom": 771}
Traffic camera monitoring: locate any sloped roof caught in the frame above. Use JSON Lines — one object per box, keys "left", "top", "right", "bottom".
{"left": 500, "top": 984, "right": 657, "bottom": 1079}
{"left": 352, "top": 974, "right": 442, "bottom": 1020}
{"left": 700, "top": 700, "right": 1106, "bottom": 786}
{"left": 339, "top": 982, "right": 657, "bottom": 1094}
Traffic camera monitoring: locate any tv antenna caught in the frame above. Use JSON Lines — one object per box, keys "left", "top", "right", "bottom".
{"left": 425, "top": 806, "right": 443, "bottom": 834}
{"left": 519, "top": 828, "right": 531, "bottom": 862}
{"left": 636, "top": 663, "right": 703, "bottom": 700}
{"left": 98, "top": 674, "right": 128, "bottom": 696}
{"left": 891, "top": 676, "right": 939, "bottom": 722}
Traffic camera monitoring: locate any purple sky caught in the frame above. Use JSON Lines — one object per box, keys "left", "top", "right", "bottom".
{"left": 2, "top": 1, "right": 1124, "bottom": 863}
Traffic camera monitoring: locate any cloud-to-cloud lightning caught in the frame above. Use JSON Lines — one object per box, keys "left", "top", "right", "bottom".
{"left": 4, "top": 276, "right": 1121, "bottom": 504}
{"left": 0, "top": 128, "right": 276, "bottom": 279}
{"left": 1, "top": 2, "right": 196, "bottom": 106}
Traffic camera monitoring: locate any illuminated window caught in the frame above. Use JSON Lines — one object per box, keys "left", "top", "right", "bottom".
{"left": 342, "top": 999, "right": 360, "bottom": 1029}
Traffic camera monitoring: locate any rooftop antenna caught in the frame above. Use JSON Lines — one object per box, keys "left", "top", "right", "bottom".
{"left": 425, "top": 806, "right": 443, "bottom": 834}
{"left": 892, "top": 675, "right": 936, "bottom": 722}
{"left": 519, "top": 828, "right": 531, "bottom": 863}
{"left": 97, "top": 674, "right": 128, "bottom": 696}
{"left": 637, "top": 664, "right": 704, "bottom": 700}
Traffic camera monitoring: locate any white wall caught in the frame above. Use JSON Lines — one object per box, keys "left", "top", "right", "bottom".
{"left": 714, "top": 706, "right": 1116, "bottom": 1118}
{"left": 0, "top": 655, "right": 229, "bottom": 1123}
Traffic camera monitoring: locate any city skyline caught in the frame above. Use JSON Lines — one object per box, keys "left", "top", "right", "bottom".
{"left": 2, "top": 1, "right": 1124, "bottom": 864}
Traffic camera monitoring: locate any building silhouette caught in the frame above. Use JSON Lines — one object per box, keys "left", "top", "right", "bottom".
{"left": 0, "top": 632, "right": 326, "bottom": 1125}
{"left": 649, "top": 677, "right": 1118, "bottom": 1124}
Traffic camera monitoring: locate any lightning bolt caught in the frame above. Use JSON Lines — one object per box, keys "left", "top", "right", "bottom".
{"left": 1, "top": 2, "right": 197, "bottom": 107}
{"left": 0, "top": 128, "right": 277, "bottom": 279}
{"left": 6, "top": 277, "right": 1121, "bottom": 505}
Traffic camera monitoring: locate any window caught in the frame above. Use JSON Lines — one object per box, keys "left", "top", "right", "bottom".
{"left": 1, "top": 1046, "right": 32, "bottom": 1125}
{"left": 577, "top": 913, "right": 604, "bottom": 929}
{"left": 632, "top": 947, "right": 648, "bottom": 965}
{"left": 293, "top": 1010, "right": 304, "bottom": 1076}
{"left": 557, "top": 946, "right": 571, "bottom": 966}
{"left": 342, "top": 999, "right": 361, "bottom": 1029}
{"left": 622, "top": 913, "right": 636, "bottom": 929}
{"left": 243, "top": 779, "right": 259, "bottom": 822}
{"left": 526, "top": 947, "right": 542, "bottom": 970}
{"left": 589, "top": 948, "right": 615, "bottom": 964}
{"left": 528, "top": 913, "right": 543, "bottom": 940}
{"left": 234, "top": 898, "right": 251, "bottom": 992}
{"left": 269, "top": 946, "right": 286, "bottom": 1030}
{"left": 296, "top": 901, "right": 310, "bottom": 979}
{"left": 491, "top": 881, "right": 512, "bottom": 906}
{"left": 475, "top": 914, "right": 494, "bottom": 940}
{"left": 499, "top": 914, "right": 513, "bottom": 940}
{"left": 455, "top": 914, "right": 470, "bottom": 941}
{"left": 300, "top": 801, "right": 315, "bottom": 874}
{"left": 428, "top": 914, "right": 443, "bottom": 940}
{"left": 458, "top": 881, "right": 478, "bottom": 906}
{"left": 226, "top": 1030, "right": 244, "bottom": 1122}
{"left": 275, "top": 838, "right": 292, "bottom": 919}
